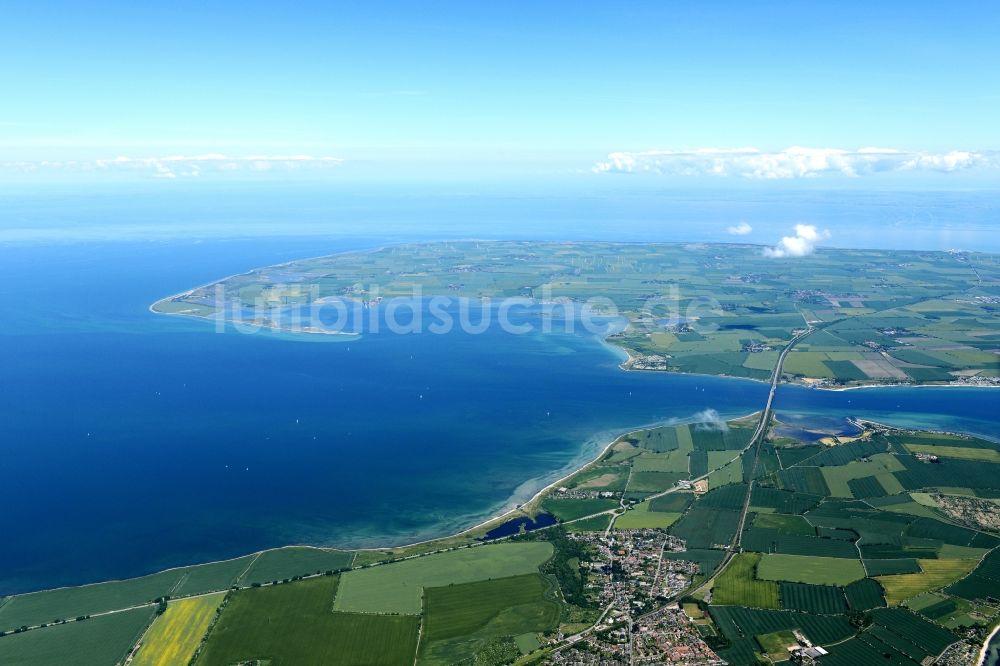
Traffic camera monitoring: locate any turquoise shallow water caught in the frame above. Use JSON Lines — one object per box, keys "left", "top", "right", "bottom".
{"left": 1, "top": 186, "right": 998, "bottom": 593}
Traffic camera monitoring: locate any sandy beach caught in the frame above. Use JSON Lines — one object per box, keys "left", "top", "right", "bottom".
{"left": 980, "top": 623, "right": 1000, "bottom": 666}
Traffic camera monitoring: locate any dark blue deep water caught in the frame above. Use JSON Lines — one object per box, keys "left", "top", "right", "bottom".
{"left": 0, "top": 238, "right": 774, "bottom": 592}
{"left": 1, "top": 187, "right": 998, "bottom": 594}
{"left": 483, "top": 513, "right": 559, "bottom": 540}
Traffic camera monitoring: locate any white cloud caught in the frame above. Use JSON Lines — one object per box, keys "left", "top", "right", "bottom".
{"left": 691, "top": 409, "right": 729, "bottom": 432}
{"left": 763, "top": 224, "right": 831, "bottom": 258}
{"left": 593, "top": 147, "right": 996, "bottom": 179}
{"left": 727, "top": 222, "right": 753, "bottom": 236}
{"left": 7, "top": 154, "right": 344, "bottom": 178}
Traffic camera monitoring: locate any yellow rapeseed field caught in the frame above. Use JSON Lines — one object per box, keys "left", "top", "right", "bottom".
{"left": 876, "top": 559, "right": 978, "bottom": 605}
{"left": 132, "top": 592, "right": 225, "bottom": 666}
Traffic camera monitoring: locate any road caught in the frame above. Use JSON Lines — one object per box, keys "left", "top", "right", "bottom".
{"left": 546, "top": 326, "right": 818, "bottom": 656}
{"left": 689, "top": 325, "right": 816, "bottom": 597}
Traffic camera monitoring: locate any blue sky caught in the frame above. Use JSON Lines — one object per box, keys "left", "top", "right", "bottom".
{"left": 2, "top": 1, "right": 999, "bottom": 183}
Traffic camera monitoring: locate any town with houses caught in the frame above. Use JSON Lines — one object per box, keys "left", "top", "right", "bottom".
{"left": 543, "top": 528, "right": 725, "bottom": 665}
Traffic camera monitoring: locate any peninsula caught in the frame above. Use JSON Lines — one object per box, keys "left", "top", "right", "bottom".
{"left": 153, "top": 241, "right": 1000, "bottom": 388}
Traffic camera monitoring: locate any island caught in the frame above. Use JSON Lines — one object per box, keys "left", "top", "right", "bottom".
{"left": 153, "top": 241, "right": 1000, "bottom": 388}
{"left": 3, "top": 241, "right": 998, "bottom": 665}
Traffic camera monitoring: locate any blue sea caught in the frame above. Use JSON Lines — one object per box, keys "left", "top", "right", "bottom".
{"left": 1, "top": 184, "right": 999, "bottom": 594}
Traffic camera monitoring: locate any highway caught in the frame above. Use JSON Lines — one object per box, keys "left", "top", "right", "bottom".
{"left": 690, "top": 324, "right": 817, "bottom": 597}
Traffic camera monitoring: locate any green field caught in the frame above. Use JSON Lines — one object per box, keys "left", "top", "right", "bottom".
{"left": 752, "top": 513, "right": 814, "bottom": 535}
{"left": 632, "top": 450, "right": 690, "bottom": 473}
{"left": 649, "top": 492, "right": 694, "bottom": 513}
{"left": 0, "top": 556, "right": 253, "bottom": 632}
{"left": 782, "top": 351, "right": 838, "bottom": 378}
{"left": 756, "top": 629, "right": 798, "bottom": 658}
{"left": 541, "top": 497, "right": 619, "bottom": 522}
{"left": 818, "top": 453, "right": 906, "bottom": 498}
{"left": 614, "top": 503, "right": 680, "bottom": 529}
{"left": 0, "top": 607, "right": 155, "bottom": 666}
{"left": 565, "top": 514, "right": 613, "bottom": 532}
{"left": 779, "top": 582, "right": 847, "bottom": 614}
{"left": 757, "top": 554, "right": 866, "bottom": 586}
{"left": 843, "top": 578, "right": 887, "bottom": 611}
{"left": 333, "top": 542, "right": 554, "bottom": 615}
{"left": 417, "top": 574, "right": 560, "bottom": 665}
{"left": 709, "top": 605, "right": 856, "bottom": 646}
{"left": 196, "top": 576, "right": 419, "bottom": 666}
{"left": 712, "top": 553, "right": 780, "bottom": 609}
{"left": 671, "top": 506, "right": 741, "bottom": 549}
{"left": 776, "top": 466, "right": 830, "bottom": 495}
{"left": 241, "top": 547, "right": 354, "bottom": 585}
{"left": 568, "top": 465, "right": 630, "bottom": 491}
{"left": 870, "top": 607, "right": 960, "bottom": 657}
{"left": 708, "top": 458, "right": 744, "bottom": 488}
{"left": 905, "top": 444, "right": 1000, "bottom": 462}
{"left": 707, "top": 450, "right": 739, "bottom": 473}
{"left": 627, "top": 470, "right": 687, "bottom": 493}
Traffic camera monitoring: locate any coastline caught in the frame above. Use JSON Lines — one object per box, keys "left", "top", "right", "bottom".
{"left": 617, "top": 345, "right": 999, "bottom": 392}
{"left": 819, "top": 380, "right": 1000, "bottom": 391}
{"left": 140, "top": 296, "right": 997, "bottom": 555}
{"left": 152, "top": 301, "right": 1000, "bottom": 393}
{"left": 980, "top": 623, "right": 1000, "bottom": 666}
{"left": 149, "top": 248, "right": 998, "bottom": 395}
{"left": 92, "top": 243, "right": 995, "bottom": 599}
{"left": 850, "top": 416, "right": 1000, "bottom": 443}
{"left": 2, "top": 404, "right": 759, "bottom": 596}
{"left": 26, "top": 381, "right": 988, "bottom": 591}
{"left": 163, "top": 312, "right": 364, "bottom": 338}
{"left": 351, "top": 405, "right": 762, "bottom": 553}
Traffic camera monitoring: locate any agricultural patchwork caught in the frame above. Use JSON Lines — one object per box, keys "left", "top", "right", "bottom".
{"left": 154, "top": 241, "right": 1000, "bottom": 388}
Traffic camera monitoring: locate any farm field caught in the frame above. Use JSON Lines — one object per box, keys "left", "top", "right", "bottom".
{"left": 333, "top": 542, "right": 554, "bottom": 614}
{"left": 756, "top": 629, "right": 798, "bottom": 658}
{"left": 614, "top": 503, "right": 680, "bottom": 529}
{"left": 711, "top": 553, "right": 779, "bottom": 609}
{"left": 541, "top": 497, "right": 619, "bottom": 522}
{"left": 132, "top": 592, "right": 225, "bottom": 666}
{"left": 708, "top": 459, "right": 744, "bottom": 488}
{"left": 240, "top": 547, "right": 354, "bottom": 586}
{"left": 565, "top": 514, "right": 613, "bottom": 532}
{"left": 195, "top": 576, "right": 419, "bottom": 666}
{"left": 566, "top": 465, "right": 629, "bottom": 492}
{"left": 0, "top": 556, "right": 253, "bottom": 633}
{"left": 0, "top": 607, "right": 155, "bottom": 666}
{"left": 904, "top": 444, "right": 1000, "bottom": 462}
{"left": 649, "top": 492, "right": 695, "bottom": 513}
{"left": 779, "top": 582, "right": 847, "bottom": 614}
{"left": 818, "top": 453, "right": 906, "bottom": 498}
{"left": 876, "top": 559, "right": 980, "bottom": 605}
{"left": 751, "top": 513, "right": 814, "bottom": 535}
{"left": 756, "top": 554, "right": 866, "bottom": 586}
{"left": 708, "top": 605, "right": 856, "bottom": 647}
{"left": 671, "top": 505, "right": 741, "bottom": 549}
{"left": 417, "top": 574, "right": 560, "bottom": 665}
{"left": 682, "top": 420, "right": 1000, "bottom": 665}
{"left": 843, "top": 578, "right": 887, "bottom": 611}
